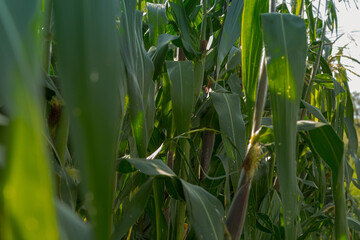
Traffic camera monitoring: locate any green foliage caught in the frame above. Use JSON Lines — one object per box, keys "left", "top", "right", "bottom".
{"left": 262, "top": 13, "right": 307, "bottom": 239}
{"left": 1, "top": 0, "right": 360, "bottom": 239}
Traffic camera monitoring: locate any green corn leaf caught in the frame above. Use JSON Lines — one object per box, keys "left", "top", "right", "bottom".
{"left": 147, "top": 3, "right": 167, "bottom": 47}
{"left": 2, "top": 84, "right": 60, "bottom": 240}
{"left": 112, "top": 178, "right": 154, "bottom": 240}
{"left": 261, "top": 13, "right": 307, "bottom": 239}
{"left": 181, "top": 180, "right": 225, "bottom": 240}
{"left": 256, "top": 189, "right": 282, "bottom": 240}
{"left": 305, "top": 0, "right": 316, "bottom": 42}
{"left": 0, "top": 0, "right": 59, "bottom": 238}
{"left": 301, "top": 100, "right": 328, "bottom": 123}
{"left": 308, "top": 123, "right": 348, "bottom": 239}
{"left": 228, "top": 74, "right": 242, "bottom": 95}
{"left": 297, "top": 120, "right": 327, "bottom": 131}
{"left": 193, "top": 60, "right": 204, "bottom": 103}
{"left": 169, "top": 0, "right": 199, "bottom": 54}
{"left": 347, "top": 217, "right": 360, "bottom": 232}
{"left": 152, "top": 179, "right": 168, "bottom": 240}
{"left": 125, "top": 158, "right": 176, "bottom": 177}
{"left": 56, "top": 201, "right": 93, "bottom": 240}
{"left": 166, "top": 61, "right": 194, "bottom": 134}
{"left": 345, "top": 84, "right": 354, "bottom": 121}
{"left": 121, "top": 158, "right": 225, "bottom": 240}
{"left": 149, "top": 33, "right": 178, "bottom": 79}
{"left": 242, "top": 0, "right": 269, "bottom": 132}
{"left": 210, "top": 92, "right": 246, "bottom": 189}
{"left": 53, "top": 0, "right": 122, "bottom": 238}
{"left": 344, "top": 117, "right": 358, "bottom": 154}
{"left": 118, "top": 0, "right": 155, "bottom": 157}
{"left": 217, "top": 0, "right": 244, "bottom": 76}
{"left": 308, "top": 124, "right": 344, "bottom": 177}
{"left": 226, "top": 47, "right": 242, "bottom": 71}
{"left": 295, "top": 0, "right": 303, "bottom": 15}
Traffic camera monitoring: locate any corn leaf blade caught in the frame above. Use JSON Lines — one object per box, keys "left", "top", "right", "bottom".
{"left": 166, "top": 61, "right": 194, "bottom": 134}
{"left": 241, "top": 0, "right": 269, "bottom": 130}
{"left": 210, "top": 92, "right": 246, "bottom": 189}
{"left": 217, "top": 0, "right": 244, "bottom": 75}
{"left": 0, "top": 0, "right": 59, "bottom": 238}
{"left": 261, "top": 13, "right": 307, "bottom": 239}
{"left": 53, "top": 0, "right": 121, "bottom": 238}
{"left": 118, "top": 0, "right": 155, "bottom": 157}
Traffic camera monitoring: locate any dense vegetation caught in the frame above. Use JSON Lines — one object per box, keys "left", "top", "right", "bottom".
{"left": 1, "top": 0, "right": 360, "bottom": 239}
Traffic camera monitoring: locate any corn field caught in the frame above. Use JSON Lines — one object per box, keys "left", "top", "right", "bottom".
{"left": 1, "top": 0, "right": 360, "bottom": 239}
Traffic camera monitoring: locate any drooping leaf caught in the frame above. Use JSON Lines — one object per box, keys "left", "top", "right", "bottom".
{"left": 308, "top": 124, "right": 348, "bottom": 239}
{"left": 169, "top": 0, "right": 199, "bottom": 54}
{"left": 149, "top": 34, "right": 178, "bottom": 79}
{"left": 348, "top": 217, "right": 360, "bottom": 232}
{"left": 53, "top": 0, "right": 121, "bottom": 238}
{"left": 118, "top": 158, "right": 225, "bottom": 239}
{"left": 181, "top": 180, "right": 225, "bottom": 240}
{"left": 256, "top": 189, "right": 282, "bottom": 240}
{"left": 261, "top": 13, "right": 307, "bottom": 239}
{"left": 297, "top": 120, "right": 327, "bottom": 131}
{"left": 217, "top": 0, "right": 244, "bottom": 75}
{"left": 301, "top": 100, "right": 328, "bottom": 123}
{"left": 112, "top": 178, "right": 153, "bottom": 240}
{"left": 118, "top": 0, "right": 155, "bottom": 157}
{"left": 210, "top": 92, "right": 246, "bottom": 189}
{"left": 125, "top": 158, "right": 176, "bottom": 177}
{"left": 308, "top": 124, "right": 343, "bottom": 174}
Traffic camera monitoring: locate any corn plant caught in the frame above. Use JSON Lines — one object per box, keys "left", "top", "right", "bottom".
{"left": 1, "top": 0, "right": 360, "bottom": 239}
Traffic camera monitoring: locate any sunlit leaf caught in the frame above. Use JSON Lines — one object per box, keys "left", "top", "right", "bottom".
{"left": 0, "top": 0, "right": 59, "bottom": 238}
{"left": 262, "top": 13, "right": 307, "bottom": 239}
{"left": 301, "top": 100, "right": 328, "bottom": 123}
{"left": 241, "top": 0, "right": 269, "bottom": 131}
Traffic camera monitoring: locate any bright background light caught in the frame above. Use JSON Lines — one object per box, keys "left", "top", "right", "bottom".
{"left": 282, "top": 0, "right": 360, "bottom": 93}
{"left": 332, "top": 1, "right": 360, "bottom": 93}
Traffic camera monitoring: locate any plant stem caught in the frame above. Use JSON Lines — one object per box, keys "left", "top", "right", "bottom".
{"left": 333, "top": 157, "right": 349, "bottom": 240}
{"left": 153, "top": 179, "right": 164, "bottom": 240}
{"left": 268, "top": 150, "right": 275, "bottom": 189}
{"left": 200, "top": 130, "right": 215, "bottom": 180}
{"left": 200, "top": 0, "right": 207, "bottom": 42}
{"left": 251, "top": 57, "right": 267, "bottom": 136}
{"left": 54, "top": 108, "right": 68, "bottom": 164}
{"left": 301, "top": 20, "right": 327, "bottom": 119}
{"left": 174, "top": 139, "right": 190, "bottom": 240}
{"left": 174, "top": 200, "right": 186, "bottom": 240}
